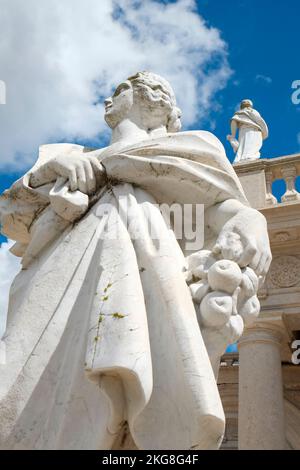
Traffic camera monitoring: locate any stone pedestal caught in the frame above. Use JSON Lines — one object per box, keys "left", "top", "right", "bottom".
{"left": 238, "top": 323, "right": 286, "bottom": 449}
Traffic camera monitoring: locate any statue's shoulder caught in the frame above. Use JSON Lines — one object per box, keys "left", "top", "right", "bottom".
{"left": 169, "top": 130, "right": 226, "bottom": 155}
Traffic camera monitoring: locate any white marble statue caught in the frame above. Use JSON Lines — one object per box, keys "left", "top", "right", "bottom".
{"left": 227, "top": 99, "right": 269, "bottom": 163}
{"left": 0, "top": 72, "right": 272, "bottom": 450}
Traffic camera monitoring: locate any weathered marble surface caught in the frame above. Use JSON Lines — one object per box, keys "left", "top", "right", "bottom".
{"left": 0, "top": 72, "right": 272, "bottom": 450}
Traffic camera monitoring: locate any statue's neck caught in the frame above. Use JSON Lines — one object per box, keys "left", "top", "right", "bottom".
{"left": 110, "top": 119, "right": 167, "bottom": 147}
{"left": 110, "top": 119, "right": 148, "bottom": 146}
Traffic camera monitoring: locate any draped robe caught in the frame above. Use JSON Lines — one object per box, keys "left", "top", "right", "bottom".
{"left": 0, "top": 131, "right": 248, "bottom": 450}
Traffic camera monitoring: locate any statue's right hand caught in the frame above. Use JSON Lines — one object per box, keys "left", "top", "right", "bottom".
{"left": 47, "top": 154, "right": 105, "bottom": 195}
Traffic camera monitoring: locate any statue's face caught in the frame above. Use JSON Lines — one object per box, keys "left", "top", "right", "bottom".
{"left": 104, "top": 80, "right": 134, "bottom": 128}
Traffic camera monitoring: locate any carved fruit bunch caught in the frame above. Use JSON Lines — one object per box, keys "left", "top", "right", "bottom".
{"left": 184, "top": 250, "right": 260, "bottom": 345}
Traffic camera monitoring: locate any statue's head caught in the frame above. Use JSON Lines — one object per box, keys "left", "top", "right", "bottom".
{"left": 104, "top": 71, "right": 182, "bottom": 133}
{"left": 240, "top": 99, "right": 253, "bottom": 109}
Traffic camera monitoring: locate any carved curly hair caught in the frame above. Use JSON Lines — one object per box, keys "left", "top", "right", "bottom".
{"left": 127, "top": 71, "right": 182, "bottom": 133}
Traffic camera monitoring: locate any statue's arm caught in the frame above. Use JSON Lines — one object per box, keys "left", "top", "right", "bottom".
{"left": 187, "top": 199, "right": 269, "bottom": 374}
{"left": 0, "top": 145, "right": 106, "bottom": 252}
{"left": 226, "top": 120, "right": 239, "bottom": 152}
{"left": 206, "top": 198, "right": 244, "bottom": 230}
{"left": 230, "top": 119, "right": 238, "bottom": 139}
{"left": 206, "top": 199, "right": 272, "bottom": 277}
{"left": 0, "top": 175, "right": 48, "bottom": 251}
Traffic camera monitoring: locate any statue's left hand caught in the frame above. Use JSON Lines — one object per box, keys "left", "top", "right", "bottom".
{"left": 212, "top": 207, "right": 272, "bottom": 277}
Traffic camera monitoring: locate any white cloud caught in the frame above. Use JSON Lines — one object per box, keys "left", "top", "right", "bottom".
{"left": 255, "top": 74, "right": 272, "bottom": 85}
{"left": 0, "top": 0, "right": 231, "bottom": 171}
{"left": 0, "top": 240, "right": 21, "bottom": 338}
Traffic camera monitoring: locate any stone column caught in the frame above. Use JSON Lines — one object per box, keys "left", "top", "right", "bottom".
{"left": 281, "top": 165, "right": 300, "bottom": 202}
{"left": 265, "top": 170, "right": 277, "bottom": 206}
{"left": 238, "top": 322, "right": 286, "bottom": 449}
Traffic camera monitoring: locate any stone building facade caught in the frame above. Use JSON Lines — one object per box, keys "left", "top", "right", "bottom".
{"left": 219, "top": 154, "right": 300, "bottom": 450}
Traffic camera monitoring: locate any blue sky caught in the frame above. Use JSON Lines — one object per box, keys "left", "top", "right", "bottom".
{"left": 0, "top": 0, "right": 300, "bottom": 246}
{"left": 196, "top": 0, "right": 300, "bottom": 159}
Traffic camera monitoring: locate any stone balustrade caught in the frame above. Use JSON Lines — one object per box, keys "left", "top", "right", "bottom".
{"left": 234, "top": 154, "right": 300, "bottom": 209}
{"left": 220, "top": 352, "right": 239, "bottom": 367}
